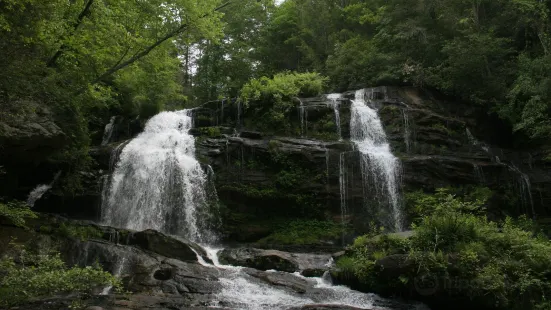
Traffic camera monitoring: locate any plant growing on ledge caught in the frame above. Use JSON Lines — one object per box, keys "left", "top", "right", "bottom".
{"left": 239, "top": 72, "right": 328, "bottom": 133}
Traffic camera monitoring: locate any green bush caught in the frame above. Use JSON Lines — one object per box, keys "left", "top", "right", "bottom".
{"left": 240, "top": 72, "right": 327, "bottom": 105}
{"left": 40, "top": 223, "right": 103, "bottom": 241}
{"left": 337, "top": 189, "right": 551, "bottom": 309}
{"left": 239, "top": 72, "right": 328, "bottom": 133}
{"left": 0, "top": 201, "right": 37, "bottom": 228}
{"left": 0, "top": 247, "right": 120, "bottom": 307}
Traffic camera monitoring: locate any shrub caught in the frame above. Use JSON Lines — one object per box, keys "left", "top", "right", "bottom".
{"left": 0, "top": 247, "right": 120, "bottom": 307}
{"left": 0, "top": 201, "right": 37, "bottom": 228}
{"left": 239, "top": 72, "right": 328, "bottom": 133}
{"left": 338, "top": 189, "right": 551, "bottom": 309}
{"left": 240, "top": 72, "right": 327, "bottom": 105}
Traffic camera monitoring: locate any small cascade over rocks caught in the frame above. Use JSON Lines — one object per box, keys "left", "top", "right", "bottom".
{"left": 26, "top": 171, "right": 61, "bottom": 207}
{"left": 101, "top": 116, "right": 117, "bottom": 146}
{"left": 326, "top": 93, "right": 343, "bottom": 140}
{"left": 101, "top": 110, "right": 219, "bottom": 244}
{"left": 351, "top": 89, "right": 403, "bottom": 231}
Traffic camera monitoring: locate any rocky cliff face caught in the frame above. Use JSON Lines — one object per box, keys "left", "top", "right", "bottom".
{"left": 0, "top": 101, "right": 67, "bottom": 199}
{"left": 24, "top": 86, "right": 551, "bottom": 243}
{"left": 191, "top": 86, "right": 551, "bottom": 241}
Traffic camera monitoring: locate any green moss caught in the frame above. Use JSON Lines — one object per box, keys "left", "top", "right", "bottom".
{"left": 257, "top": 220, "right": 347, "bottom": 245}
{"left": 198, "top": 126, "right": 222, "bottom": 137}
{"left": 40, "top": 223, "right": 103, "bottom": 241}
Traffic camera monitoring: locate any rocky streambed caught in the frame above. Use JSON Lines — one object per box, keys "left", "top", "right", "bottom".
{"left": 0, "top": 215, "right": 424, "bottom": 310}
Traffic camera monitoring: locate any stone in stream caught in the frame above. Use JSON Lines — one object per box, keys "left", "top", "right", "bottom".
{"left": 218, "top": 247, "right": 333, "bottom": 275}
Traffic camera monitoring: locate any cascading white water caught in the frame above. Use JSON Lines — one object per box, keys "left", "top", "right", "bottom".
{"left": 27, "top": 184, "right": 52, "bottom": 207}
{"left": 466, "top": 128, "right": 535, "bottom": 217}
{"left": 339, "top": 152, "right": 348, "bottom": 243}
{"left": 402, "top": 109, "right": 411, "bottom": 153}
{"left": 351, "top": 89, "right": 403, "bottom": 231}
{"left": 101, "top": 110, "right": 218, "bottom": 244}
{"left": 101, "top": 116, "right": 117, "bottom": 146}
{"left": 26, "top": 171, "right": 61, "bottom": 207}
{"left": 298, "top": 98, "right": 306, "bottom": 136}
{"left": 193, "top": 246, "right": 396, "bottom": 310}
{"left": 327, "top": 93, "right": 342, "bottom": 140}
{"left": 473, "top": 163, "right": 486, "bottom": 184}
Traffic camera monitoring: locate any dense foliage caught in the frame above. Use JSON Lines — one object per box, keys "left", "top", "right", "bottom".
{"left": 239, "top": 72, "right": 328, "bottom": 133}
{"left": 0, "top": 201, "right": 38, "bottom": 228}
{"left": 0, "top": 0, "right": 225, "bottom": 189}
{"left": 0, "top": 246, "right": 119, "bottom": 307}
{"left": 191, "top": 0, "right": 551, "bottom": 146}
{"left": 336, "top": 189, "right": 551, "bottom": 309}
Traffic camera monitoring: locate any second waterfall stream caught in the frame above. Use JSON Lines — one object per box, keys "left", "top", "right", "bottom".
{"left": 351, "top": 89, "right": 404, "bottom": 231}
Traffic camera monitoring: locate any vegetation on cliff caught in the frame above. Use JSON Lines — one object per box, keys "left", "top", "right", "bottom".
{"left": 0, "top": 247, "right": 120, "bottom": 307}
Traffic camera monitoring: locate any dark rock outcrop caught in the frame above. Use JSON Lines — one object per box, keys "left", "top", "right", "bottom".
{"left": 0, "top": 102, "right": 67, "bottom": 199}
{"left": 218, "top": 247, "right": 332, "bottom": 275}
{"left": 219, "top": 248, "right": 300, "bottom": 272}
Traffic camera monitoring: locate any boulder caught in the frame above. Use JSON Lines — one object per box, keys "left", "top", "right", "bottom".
{"left": 126, "top": 229, "right": 199, "bottom": 262}
{"left": 219, "top": 248, "right": 299, "bottom": 272}
{"left": 244, "top": 268, "right": 312, "bottom": 293}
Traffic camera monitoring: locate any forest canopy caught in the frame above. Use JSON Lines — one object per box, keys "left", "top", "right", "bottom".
{"left": 1, "top": 0, "right": 551, "bottom": 176}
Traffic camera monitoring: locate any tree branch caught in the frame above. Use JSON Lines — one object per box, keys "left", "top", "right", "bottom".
{"left": 47, "top": 0, "right": 95, "bottom": 67}
{"left": 87, "top": 2, "right": 231, "bottom": 87}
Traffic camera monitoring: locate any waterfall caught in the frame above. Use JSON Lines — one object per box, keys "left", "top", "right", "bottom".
{"left": 351, "top": 89, "right": 403, "bottom": 232}
{"left": 327, "top": 94, "right": 342, "bottom": 140}
{"left": 26, "top": 171, "right": 61, "bottom": 207}
{"left": 472, "top": 164, "right": 486, "bottom": 184}
{"left": 237, "top": 99, "right": 242, "bottom": 128}
{"left": 101, "top": 110, "right": 219, "bottom": 244}
{"left": 221, "top": 99, "right": 225, "bottom": 122}
{"left": 339, "top": 153, "right": 348, "bottom": 243}
{"left": 509, "top": 164, "right": 536, "bottom": 218}
{"left": 298, "top": 98, "right": 306, "bottom": 136}
{"left": 101, "top": 116, "right": 117, "bottom": 146}
{"left": 466, "top": 128, "right": 535, "bottom": 217}
{"left": 402, "top": 109, "right": 411, "bottom": 153}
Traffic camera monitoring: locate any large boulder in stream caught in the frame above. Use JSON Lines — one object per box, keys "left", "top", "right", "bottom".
{"left": 126, "top": 229, "right": 201, "bottom": 262}
{"left": 218, "top": 247, "right": 332, "bottom": 275}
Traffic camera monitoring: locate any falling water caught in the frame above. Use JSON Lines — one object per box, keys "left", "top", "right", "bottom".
{"left": 221, "top": 99, "right": 225, "bottom": 123}
{"left": 237, "top": 99, "right": 243, "bottom": 128}
{"left": 472, "top": 164, "right": 486, "bottom": 184}
{"left": 327, "top": 94, "right": 342, "bottom": 140}
{"left": 466, "top": 128, "right": 535, "bottom": 217}
{"left": 351, "top": 89, "right": 403, "bottom": 232}
{"left": 101, "top": 256, "right": 127, "bottom": 295}
{"left": 27, "top": 185, "right": 52, "bottom": 207}
{"left": 101, "top": 116, "right": 117, "bottom": 146}
{"left": 26, "top": 171, "right": 61, "bottom": 207}
{"left": 325, "top": 147, "right": 330, "bottom": 184}
{"left": 194, "top": 247, "right": 407, "bottom": 310}
{"left": 297, "top": 98, "right": 306, "bottom": 136}
{"left": 402, "top": 109, "right": 411, "bottom": 153}
{"left": 339, "top": 153, "right": 348, "bottom": 243}
{"left": 101, "top": 110, "right": 219, "bottom": 244}
{"left": 509, "top": 164, "right": 536, "bottom": 218}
